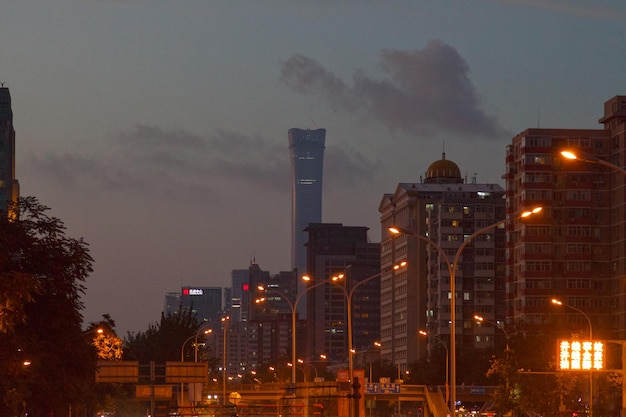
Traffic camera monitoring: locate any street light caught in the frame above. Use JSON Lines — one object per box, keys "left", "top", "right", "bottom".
{"left": 307, "top": 268, "right": 395, "bottom": 417}
{"left": 329, "top": 271, "right": 383, "bottom": 399}
{"left": 351, "top": 342, "right": 382, "bottom": 383}
{"left": 298, "top": 358, "right": 318, "bottom": 381}
{"left": 559, "top": 149, "right": 626, "bottom": 417}
{"left": 561, "top": 150, "right": 626, "bottom": 175}
{"left": 181, "top": 328, "right": 213, "bottom": 362}
{"left": 257, "top": 275, "right": 341, "bottom": 385}
{"left": 389, "top": 206, "right": 542, "bottom": 416}
{"left": 221, "top": 316, "right": 230, "bottom": 407}
{"left": 419, "top": 330, "right": 449, "bottom": 405}
{"left": 287, "top": 359, "right": 318, "bottom": 382}
{"left": 473, "top": 315, "right": 509, "bottom": 350}
{"left": 179, "top": 328, "right": 213, "bottom": 406}
{"left": 552, "top": 298, "right": 593, "bottom": 417}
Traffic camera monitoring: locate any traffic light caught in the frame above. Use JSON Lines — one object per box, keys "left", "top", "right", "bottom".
{"left": 351, "top": 376, "right": 361, "bottom": 400}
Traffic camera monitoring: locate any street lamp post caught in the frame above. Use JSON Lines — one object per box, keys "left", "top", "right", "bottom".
{"left": 473, "top": 315, "right": 509, "bottom": 350}
{"left": 179, "top": 328, "right": 212, "bottom": 406}
{"left": 419, "top": 330, "right": 449, "bottom": 405}
{"left": 389, "top": 206, "right": 541, "bottom": 416}
{"left": 257, "top": 276, "right": 341, "bottom": 385}
{"left": 561, "top": 150, "right": 626, "bottom": 175}
{"left": 332, "top": 272, "right": 382, "bottom": 399}
{"left": 221, "top": 316, "right": 230, "bottom": 407}
{"left": 552, "top": 298, "right": 593, "bottom": 417}
{"left": 298, "top": 359, "right": 318, "bottom": 381}
{"left": 302, "top": 270, "right": 383, "bottom": 417}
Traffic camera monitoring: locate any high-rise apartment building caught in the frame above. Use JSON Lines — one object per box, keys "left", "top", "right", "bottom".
{"left": 288, "top": 128, "right": 325, "bottom": 313}
{"left": 304, "top": 223, "right": 380, "bottom": 362}
{"left": 505, "top": 95, "right": 626, "bottom": 340}
{"left": 379, "top": 154, "right": 506, "bottom": 372}
{"left": 0, "top": 86, "right": 19, "bottom": 215}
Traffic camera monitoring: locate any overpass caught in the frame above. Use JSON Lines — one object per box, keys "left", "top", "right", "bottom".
{"left": 192, "top": 383, "right": 494, "bottom": 417}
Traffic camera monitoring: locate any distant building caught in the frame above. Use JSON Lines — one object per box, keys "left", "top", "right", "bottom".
{"left": 230, "top": 268, "right": 252, "bottom": 322}
{"left": 288, "top": 128, "right": 325, "bottom": 314}
{"left": 199, "top": 263, "right": 298, "bottom": 377}
{"left": 0, "top": 86, "right": 19, "bottom": 216}
{"left": 505, "top": 95, "right": 626, "bottom": 340}
{"left": 379, "top": 154, "right": 506, "bottom": 372}
{"left": 304, "top": 223, "right": 380, "bottom": 362}
{"left": 163, "top": 287, "right": 222, "bottom": 324}
{"left": 248, "top": 266, "right": 298, "bottom": 369}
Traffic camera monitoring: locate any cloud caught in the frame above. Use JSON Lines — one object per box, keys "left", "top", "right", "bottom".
{"left": 492, "top": 0, "right": 626, "bottom": 20}
{"left": 280, "top": 40, "right": 507, "bottom": 139}
{"left": 28, "top": 124, "right": 377, "bottom": 202}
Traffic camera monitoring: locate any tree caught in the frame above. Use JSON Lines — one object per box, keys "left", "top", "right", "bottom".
{"left": 486, "top": 326, "right": 582, "bottom": 417}
{"left": 124, "top": 308, "right": 201, "bottom": 363}
{"left": 0, "top": 197, "right": 95, "bottom": 417}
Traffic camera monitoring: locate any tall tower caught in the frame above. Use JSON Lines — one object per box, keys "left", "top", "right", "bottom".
{"left": 288, "top": 128, "right": 326, "bottom": 309}
{"left": 0, "top": 86, "right": 19, "bottom": 216}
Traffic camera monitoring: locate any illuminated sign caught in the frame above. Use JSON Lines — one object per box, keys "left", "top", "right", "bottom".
{"left": 558, "top": 340, "right": 604, "bottom": 370}
{"left": 182, "top": 288, "right": 203, "bottom": 296}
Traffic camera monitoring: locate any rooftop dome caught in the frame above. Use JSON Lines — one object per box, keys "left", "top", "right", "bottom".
{"left": 425, "top": 152, "right": 462, "bottom": 184}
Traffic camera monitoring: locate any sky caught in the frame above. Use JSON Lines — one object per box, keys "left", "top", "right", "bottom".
{"left": 2, "top": 0, "right": 625, "bottom": 335}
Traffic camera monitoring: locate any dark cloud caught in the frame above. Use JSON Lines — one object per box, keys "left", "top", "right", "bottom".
{"left": 28, "top": 124, "right": 377, "bottom": 202}
{"left": 281, "top": 40, "right": 508, "bottom": 139}
{"left": 324, "top": 145, "right": 380, "bottom": 188}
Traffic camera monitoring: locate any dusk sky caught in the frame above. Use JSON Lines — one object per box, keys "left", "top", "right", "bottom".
{"left": 2, "top": 0, "right": 625, "bottom": 335}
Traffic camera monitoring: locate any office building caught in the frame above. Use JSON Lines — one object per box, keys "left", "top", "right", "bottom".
{"left": 0, "top": 86, "right": 19, "bottom": 216}
{"left": 304, "top": 223, "right": 380, "bottom": 362}
{"left": 288, "top": 128, "right": 326, "bottom": 313}
{"left": 248, "top": 266, "right": 298, "bottom": 368}
{"left": 230, "top": 268, "right": 253, "bottom": 322}
{"left": 379, "top": 154, "right": 506, "bottom": 372}
{"left": 505, "top": 95, "right": 626, "bottom": 340}
{"left": 163, "top": 287, "right": 222, "bottom": 324}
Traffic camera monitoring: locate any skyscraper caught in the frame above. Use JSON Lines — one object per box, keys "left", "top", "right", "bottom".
{"left": 0, "top": 86, "right": 19, "bottom": 216}
{"left": 288, "top": 128, "right": 325, "bottom": 311}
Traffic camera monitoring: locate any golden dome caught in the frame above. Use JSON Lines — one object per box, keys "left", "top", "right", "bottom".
{"left": 426, "top": 152, "right": 462, "bottom": 182}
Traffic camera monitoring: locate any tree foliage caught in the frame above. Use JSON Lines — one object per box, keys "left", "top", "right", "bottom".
{"left": 483, "top": 325, "right": 624, "bottom": 416}
{"left": 0, "top": 197, "right": 95, "bottom": 417}
{"left": 124, "top": 308, "right": 201, "bottom": 363}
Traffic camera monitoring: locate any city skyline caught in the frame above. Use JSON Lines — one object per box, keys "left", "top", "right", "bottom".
{"left": 1, "top": 1, "right": 625, "bottom": 334}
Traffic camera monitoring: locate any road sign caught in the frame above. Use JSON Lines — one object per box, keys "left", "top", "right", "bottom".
{"left": 96, "top": 361, "right": 139, "bottom": 383}
{"left": 229, "top": 392, "right": 242, "bottom": 405}
{"left": 365, "top": 383, "right": 379, "bottom": 394}
{"left": 136, "top": 385, "right": 173, "bottom": 399}
{"left": 165, "top": 361, "right": 208, "bottom": 383}
{"left": 365, "top": 383, "right": 401, "bottom": 394}
{"left": 470, "top": 386, "right": 485, "bottom": 395}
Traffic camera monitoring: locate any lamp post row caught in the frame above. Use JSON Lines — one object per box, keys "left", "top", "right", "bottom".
{"left": 389, "top": 206, "right": 542, "bottom": 416}
{"left": 177, "top": 149, "right": 620, "bottom": 414}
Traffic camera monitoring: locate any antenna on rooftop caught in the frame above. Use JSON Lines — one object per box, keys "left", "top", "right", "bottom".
{"left": 537, "top": 104, "right": 541, "bottom": 128}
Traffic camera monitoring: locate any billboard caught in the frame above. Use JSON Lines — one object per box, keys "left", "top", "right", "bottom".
{"left": 558, "top": 340, "right": 604, "bottom": 371}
